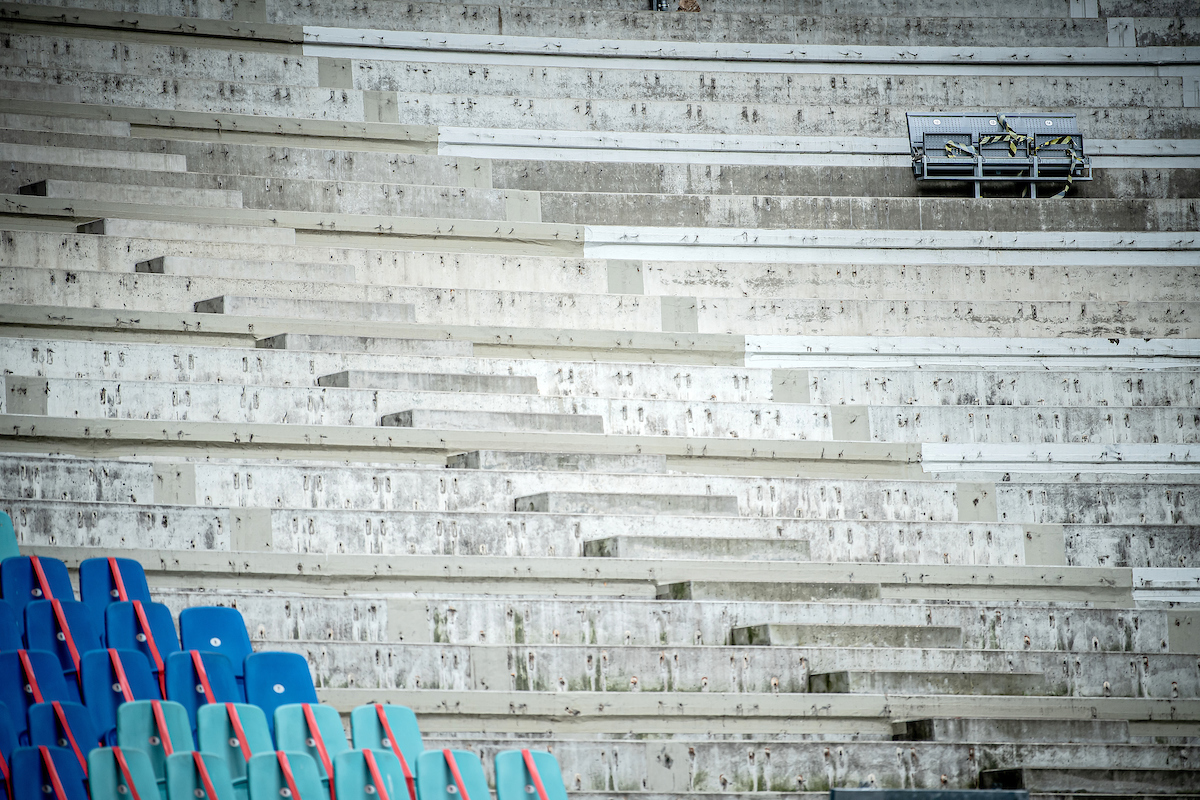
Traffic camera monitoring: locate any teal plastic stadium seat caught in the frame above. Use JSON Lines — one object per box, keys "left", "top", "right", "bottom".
{"left": 248, "top": 752, "right": 327, "bottom": 800}
{"left": 87, "top": 746, "right": 160, "bottom": 800}
{"left": 273, "top": 704, "right": 349, "bottom": 789}
{"left": 494, "top": 751, "right": 568, "bottom": 800}
{"left": 332, "top": 750, "right": 408, "bottom": 800}
{"left": 415, "top": 751, "right": 489, "bottom": 800}
{"left": 196, "top": 703, "right": 274, "bottom": 799}
{"left": 116, "top": 700, "right": 195, "bottom": 791}
{"left": 0, "top": 511, "right": 17, "bottom": 562}
{"left": 165, "top": 752, "right": 238, "bottom": 800}
{"left": 349, "top": 705, "right": 422, "bottom": 780}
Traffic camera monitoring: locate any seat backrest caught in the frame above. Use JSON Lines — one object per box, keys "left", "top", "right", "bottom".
{"left": 78, "top": 557, "right": 152, "bottom": 641}
{"left": 105, "top": 601, "right": 181, "bottom": 686}
{"left": 0, "top": 700, "right": 18, "bottom": 766}
{"left": 333, "top": 750, "right": 408, "bottom": 800}
{"left": 166, "top": 650, "right": 243, "bottom": 731}
{"left": 166, "top": 751, "right": 238, "bottom": 800}
{"left": 27, "top": 702, "right": 101, "bottom": 775}
{"left": 80, "top": 648, "right": 161, "bottom": 744}
{"left": 243, "top": 653, "right": 317, "bottom": 737}
{"left": 273, "top": 704, "right": 349, "bottom": 782}
{"left": 87, "top": 746, "right": 160, "bottom": 800}
{"left": 179, "top": 607, "right": 254, "bottom": 679}
{"left": 349, "top": 705, "right": 423, "bottom": 774}
{"left": 415, "top": 750, "right": 490, "bottom": 800}
{"left": 248, "top": 752, "right": 328, "bottom": 800}
{"left": 11, "top": 745, "right": 88, "bottom": 800}
{"left": 196, "top": 703, "right": 274, "bottom": 786}
{"left": 0, "top": 651, "right": 74, "bottom": 743}
{"left": 494, "top": 751, "right": 568, "bottom": 800}
{"left": 1, "top": 556, "right": 74, "bottom": 633}
{"left": 116, "top": 699, "right": 196, "bottom": 782}
{"left": 0, "top": 598, "right": 22, "bottom": 650}
{"left": 0, "top": 511, "right": 18, "bottom": 562}
{"left": 25, "top": 600, "right": 103, "bottom": 680}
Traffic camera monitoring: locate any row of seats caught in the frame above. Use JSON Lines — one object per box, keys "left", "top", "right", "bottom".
{"left": 12, "top": 718, "right": 564, "bottom": 800}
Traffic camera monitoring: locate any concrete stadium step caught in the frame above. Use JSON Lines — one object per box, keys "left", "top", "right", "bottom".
{"left": 661, "top": 581, "right": 882, "bottom": 601}
{"left": 583, "top": 536, "right": 811, "bottom": 562}
{"left": 6, "top": 497, "right": 1029, "bottom": 565}
{"left": 515, "top": 491, "right": 739, "bottom": 516}
{"left": 319, "top": 369, "right": 539, "bottom": 394}
{"left": 19, "top": 178, "right": 243, "bottom": 208}
{"left": 448, "top": 451, "right": 666, "bottom": 473}
{"left": 358, "top": 63, "right": 1187, "bottom": 109}
{"left": 76, "top": 217, "right": 295, "bottom": 244}
{"left": 11, "top": 266, "right": 1196, "bottom": 338}
{"left": 253, "top": 640, "right": 1200, "bottom": 698}
{"left": 732, "top": 623, "right": 962, "bottom": 648}
{"left": 642, "top": 262, "right": 1200, "bottom": 303}
{"left": 382, "top": 408, "right": 606, "bottom": 434}
{"left": 1064, "top": 525, "right": 1200, "bottom": 568}
{"left": 893, "top": 717, "right": 1131, "bottom": 743}
{"left": 195, "top": 294, "right": 416, "bottom": 323}
{"left": 0, "top": 455, "right": 154, "bottom": 503}
{"left": 0, "top": 141, "right": 185, "bottom": 171}
{"left": 152, "top": 589, "right": 1193, "bottom": 652}
{"left": 138, "top": 256, "right": 358, "bottom": 283}
{"left": 258, "top": 333, "right": 473, "bottom": 357}
{"left": 803, "top": 368, "right": 1200, "bottom": 407}
{"left": 389, "top": 93, "right": 1200, "bottom": 139}
{"left": 0, "top": 111, "right": 133, "bottom": 138}
{"left": 810, "top": 669, "right": 1054, "bottom": 696}
{"left": 981, "top": 767, "right": 1200, "bottom": 792}
{"left": 996, "top": 483, "right": 1200, "bottom": 525}
{"left": 0, "top": 335, "right": 775, "bottom": 404}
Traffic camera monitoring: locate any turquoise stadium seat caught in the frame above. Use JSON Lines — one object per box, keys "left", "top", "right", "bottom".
{"left": 165, "top": 751, "right": 238, "bottom": 800}
{"left": 0, "top": 512, "right": 17, "bottom": 564}
{"left": 348, "top": 704, "right": 422, "bottom": 792}
{"left": 248, "top": 752, "right": 327, "bottom": 800}
{"left": 116, "top": 700, "right": 195, "bottom": 793}
{"left": 196, "top": 703, "right": 274, "bottom": 800}
{"left": 414, "top": 751, "right": 489, "bottom": 800}
{"left": 88, "top": 746, "right": 160, "bottom": 800}
{"left": 273, "top": 704, "right": 348, "bottom": 794}
{"left": 493, "top": 751, "right": 568, "bottom": 800}
{"left": 332, "top": 750, "right": 407, "bottom": 800}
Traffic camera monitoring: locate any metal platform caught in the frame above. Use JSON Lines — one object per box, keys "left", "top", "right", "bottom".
{"left": 907, "top": 112, "right": 1092, "bottom": 198}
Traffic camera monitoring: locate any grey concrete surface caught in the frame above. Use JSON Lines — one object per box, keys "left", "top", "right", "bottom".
{"left": 892, "top": 717, "right": 1131, "bottom": 743}
{"left": 319, "top": 370, "right": 539, "bottom": 394}
{"left": 258, "top": 333, "right": 473, "bottom": 357}
{"left": 383, "top": 408, "right": 606, "bottom": 434}
{"left": 809, "top": 670, "right": 1056, "bottom": 696}
{"left": 732, "top": 623, "right": 962, "bottom": 648}
{"left": 196, "top": 294, "right": 415, "bottom": 322}
{"left": 515, "top": 491, "right": 740, "bottom": 516}
{"left": 584, "top": 536, "right": 811, "bottom": 562}
{"left": 449, "top": 450, "right": 666, "bottom": 473}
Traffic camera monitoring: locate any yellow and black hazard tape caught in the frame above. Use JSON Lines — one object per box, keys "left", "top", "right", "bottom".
{"left": 939, "top": 115, "right": 1084, "bottom": 197}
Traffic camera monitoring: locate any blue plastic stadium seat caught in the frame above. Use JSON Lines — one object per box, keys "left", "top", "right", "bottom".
{"left": 494, "top": 751, "right": 568, "bottom": 800}
{"left": 274, "top": 704, "right": 349, "bottom": 793}
{"left": 197, "top": 702, "right": 274, "bottom": 800}
{"left": 11, "top": 746, "right": 88, "bottom": 800}
{"left": 117, "top": 699, "right": 196, "bottom": 792}
{"left": 0, "top": 701, "right": 18, "bottom": 800}
{"left": 79, "top": 557, "right": 152, "bottom": 643}
{"left": 166, "top": 751, "right": 238, "bottom": 800}
{"left": 248, "top": 752, "right": 327, "bottom": 800}
{"left": 80, "top": 648, "right": 161, "bottom": 745}
{"left": 179, "top": 607, "right": 254, "bottom": 684}
{"left": 106, "top": 601, "right": 181, "bottom": 694}
{"left": 1, "top": 556, "right": 74, "bottom": 635}
{"left": 0, "top": 511, "right": 17, "bottom": 562}
{"left": 243, "top": 653, "right": 317, "bottom": 738}
{"left": 0, "top": 651, "right": 74, "bottom": 745}
{"left": 0, "top": 598, "right": 22, "bottom": 650}
{"left": 333, "top": 750, "right": 409, "bottom": 800}
{"left": 27, "top": 702, "right": 101, "bottom": 776}
{"left": 25, "top": 600, "right": 104, "bottom": 693}
{"left": 88, "top": 746, "right": 160, "bottom": 800}
{"left": 349, "top": 704, "right": 423, "bottom": 785}
{"left": 166, "top": 650, "right": 243, "bottom": 731}
{"left": 415, "top": 750, "right": 489, "bottom": 800}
